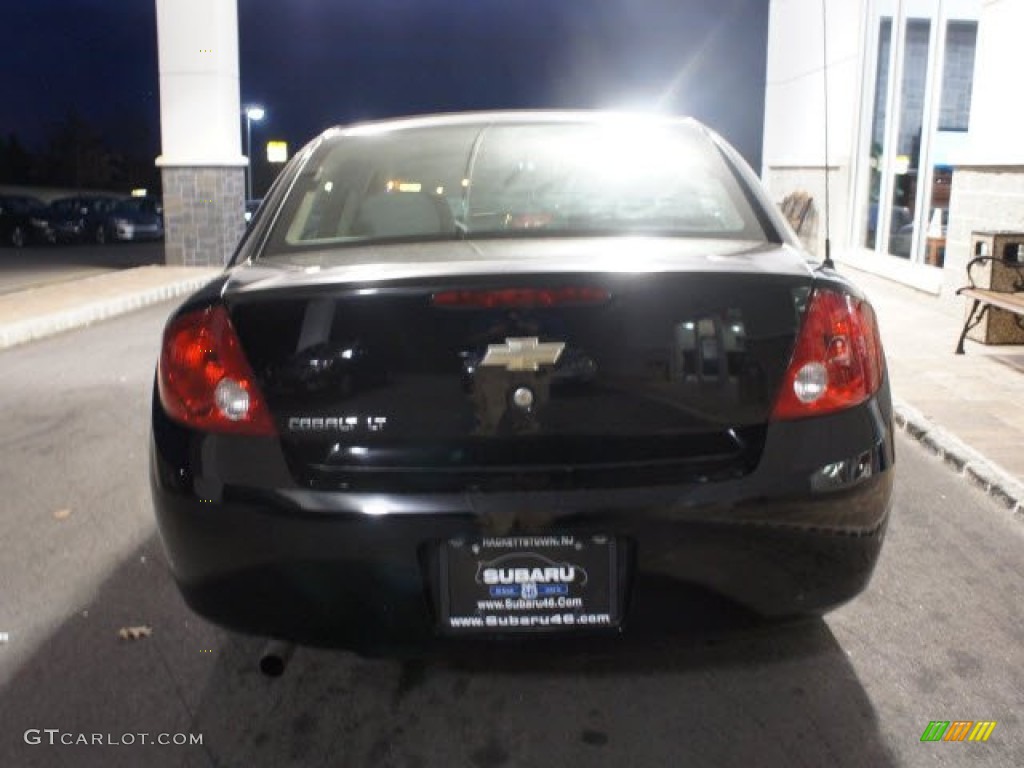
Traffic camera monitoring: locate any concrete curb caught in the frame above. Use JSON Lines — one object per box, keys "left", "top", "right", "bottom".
{"left": 893, "top": 400, "right": 1024, "bottom": 521}
{"left": 0, "top": 273, "right": 217, "bottom": 351}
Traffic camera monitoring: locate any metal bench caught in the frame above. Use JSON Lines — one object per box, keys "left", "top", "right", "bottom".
{"left": 955, "top": 256, "right": 1024, "bottom": 354}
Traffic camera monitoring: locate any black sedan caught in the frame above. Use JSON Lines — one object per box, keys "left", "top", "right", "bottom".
{"left": 96, "top": 197, "right": 164, "bottom": 243}
{"left": 151, "top": 112, "right": 894, "bottom": 651}
{"left": 0, "top": 194, "right": 55, "bottom": 247}
{"left": 46, "top": 195, "right": 121, "bottom": 244}
{"left": 46, "top": 197, "right": 91, "bottom": 244}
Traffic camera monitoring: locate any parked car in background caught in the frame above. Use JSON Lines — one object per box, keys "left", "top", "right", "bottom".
{"left": 46, "top": 197, "right": 89, "bottom": 244}
{"left": 0, "top": 194, "right": 55, "bottom": 247}
{"left": 46, "top": 195, "right": 121, "bottom": 245}
{"left": 96, "top": 197, "right": 164, "bottom": 243}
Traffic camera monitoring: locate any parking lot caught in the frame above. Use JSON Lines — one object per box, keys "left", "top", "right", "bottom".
{"left": 0, "top": 299, "right": 1021, "bottom": 768}
{"left": 0, "top": 242, "right": 164, "bottom": 296}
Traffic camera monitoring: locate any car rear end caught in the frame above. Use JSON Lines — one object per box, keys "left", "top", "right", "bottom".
{"left": 150, "top": 113, "right": 893, "bottom": 650}
{"left": 0, "top": 195, "right": 56, "bottom": 246}
{"left": 109, "top": 199, "right": 164, "bottom": 242}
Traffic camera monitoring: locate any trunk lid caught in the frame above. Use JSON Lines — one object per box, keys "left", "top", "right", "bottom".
{"left": 225, "top": 238, "right": 813, "bottom": 490}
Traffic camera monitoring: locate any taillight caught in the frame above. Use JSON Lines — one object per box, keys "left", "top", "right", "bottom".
{"left": 771, "top": 289, "right": 884, "bottom": 421}
{"left": 157, "top": 305, "right": 276, "bottom": 435}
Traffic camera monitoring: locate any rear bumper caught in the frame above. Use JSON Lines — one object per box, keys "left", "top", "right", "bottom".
{"left": 114, "top": 227, "right": 163, "bottom": 241}
{"left": 151, "top": 392, "right": 894, "bottom": 649}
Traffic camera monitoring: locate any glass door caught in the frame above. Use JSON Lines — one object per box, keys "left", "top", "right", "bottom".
{"left": 853, "top": 0, "right": 979, "bottom": 266}
{"left": 885, "top": 14, "right": 933, "bottom": 259}
{"left": 859, "top": 7, "right": 894, "bottom": 252}
{"left": 916, "top": 13, "right": 979, "bottom": 266}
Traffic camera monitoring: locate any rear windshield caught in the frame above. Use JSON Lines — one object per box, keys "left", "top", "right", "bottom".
{"left": 1, "top": 196, "right": 46, "bottom": 214}
{"left": 261, "top": 120, "right": 769, "bottom": 260}
{"left": 114, "top": 199, "right": 158, "bottom": 215}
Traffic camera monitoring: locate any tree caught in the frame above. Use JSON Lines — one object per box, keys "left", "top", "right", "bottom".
{"left": 36, "top": 111, "right": 120, "bottom": 189}
{"left": 0, "top": 133, "right": 33, "bottom": 184}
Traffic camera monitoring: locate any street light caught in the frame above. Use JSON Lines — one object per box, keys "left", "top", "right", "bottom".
{"left": 243, "top": 105, "right": 265, "bottom": 201}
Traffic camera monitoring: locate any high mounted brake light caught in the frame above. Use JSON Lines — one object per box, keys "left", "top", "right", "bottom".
{"left": 771, "top": 289, "right": 884, "bottom": 421}
{"left": 432, "top": 286, "right": 610, "bottom": 308}
{"left": 157, "top": 305, "right": 276, "bottom": 435}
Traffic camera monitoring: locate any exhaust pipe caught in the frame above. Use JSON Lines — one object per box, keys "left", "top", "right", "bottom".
{"left": 259, "top": 640, "right": 295, "bottom": 677}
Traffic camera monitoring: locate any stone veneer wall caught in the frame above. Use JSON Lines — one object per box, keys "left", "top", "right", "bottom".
{"left": 762, "top": 165, "right": 850, "bottom": 258}
{"left": 942, "top": 166, "right": 1024, "bottom": 305}
{"left": 161, "top": 166, "right": 245, "bottom": 267}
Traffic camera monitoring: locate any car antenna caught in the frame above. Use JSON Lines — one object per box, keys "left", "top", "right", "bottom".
{"left": 820, "top": 0, "right": 835, "bottom": 269}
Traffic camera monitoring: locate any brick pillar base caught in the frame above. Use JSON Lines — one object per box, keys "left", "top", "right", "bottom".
{"left": 161, "top": 166, "right": 245, "bottom": 267}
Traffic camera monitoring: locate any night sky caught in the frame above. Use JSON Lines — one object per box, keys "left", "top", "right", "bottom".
{"left": 1, "top": 0, "right": 769, "bottom": 172}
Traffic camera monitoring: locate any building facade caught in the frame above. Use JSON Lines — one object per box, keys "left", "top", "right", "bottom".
{"left": 763, "top": 0, "right": 1024, "bottom": 303}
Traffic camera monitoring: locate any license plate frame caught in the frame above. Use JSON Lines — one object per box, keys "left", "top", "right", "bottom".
{"left": 440, "top": 534, "right": 619, "bottom": 633}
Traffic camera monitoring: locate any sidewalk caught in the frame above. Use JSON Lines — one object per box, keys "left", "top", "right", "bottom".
{"left": 0, "top": 262, "right": 1021, "bottom": 516}
{"left": 0, "top": 265, "right": 220, "bottom": 349}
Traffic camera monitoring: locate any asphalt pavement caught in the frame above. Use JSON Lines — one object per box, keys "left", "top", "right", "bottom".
{"left": 0, "top": 242, "right": 165, "bottom": 295}
{"left": 0, "top": 299, "right": 1022, "bottom": 768}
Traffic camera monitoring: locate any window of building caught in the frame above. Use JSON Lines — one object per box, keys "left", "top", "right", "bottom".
{"left": 853, "top": 0, "right": 979, "bottom": 267}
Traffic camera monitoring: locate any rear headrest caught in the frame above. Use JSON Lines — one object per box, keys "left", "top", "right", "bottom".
{"left": 355, "top": 192, "right": 453, "bottom": 238}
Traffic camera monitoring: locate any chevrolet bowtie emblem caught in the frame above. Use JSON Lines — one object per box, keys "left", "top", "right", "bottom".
{"left": 480, "top": 337, "right": 565, "bottom": 372}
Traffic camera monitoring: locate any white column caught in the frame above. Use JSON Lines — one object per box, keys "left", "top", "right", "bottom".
{"left": 155, "top": 0, "right": 246, "bottom": 266}
{"left": 762, "top": 0, "right": 867, "bottom": 256}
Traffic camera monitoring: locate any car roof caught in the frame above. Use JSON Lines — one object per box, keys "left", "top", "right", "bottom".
{"left": 330, "top": 110, "right": 704, "bottom": 139}
{"left": 0, "top": 194, "right": 44, "bottom": 207}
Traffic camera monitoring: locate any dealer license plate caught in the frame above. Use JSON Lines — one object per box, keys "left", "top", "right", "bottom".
{"left": 441, "top": 534, "right": 619, "bottom": 633}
